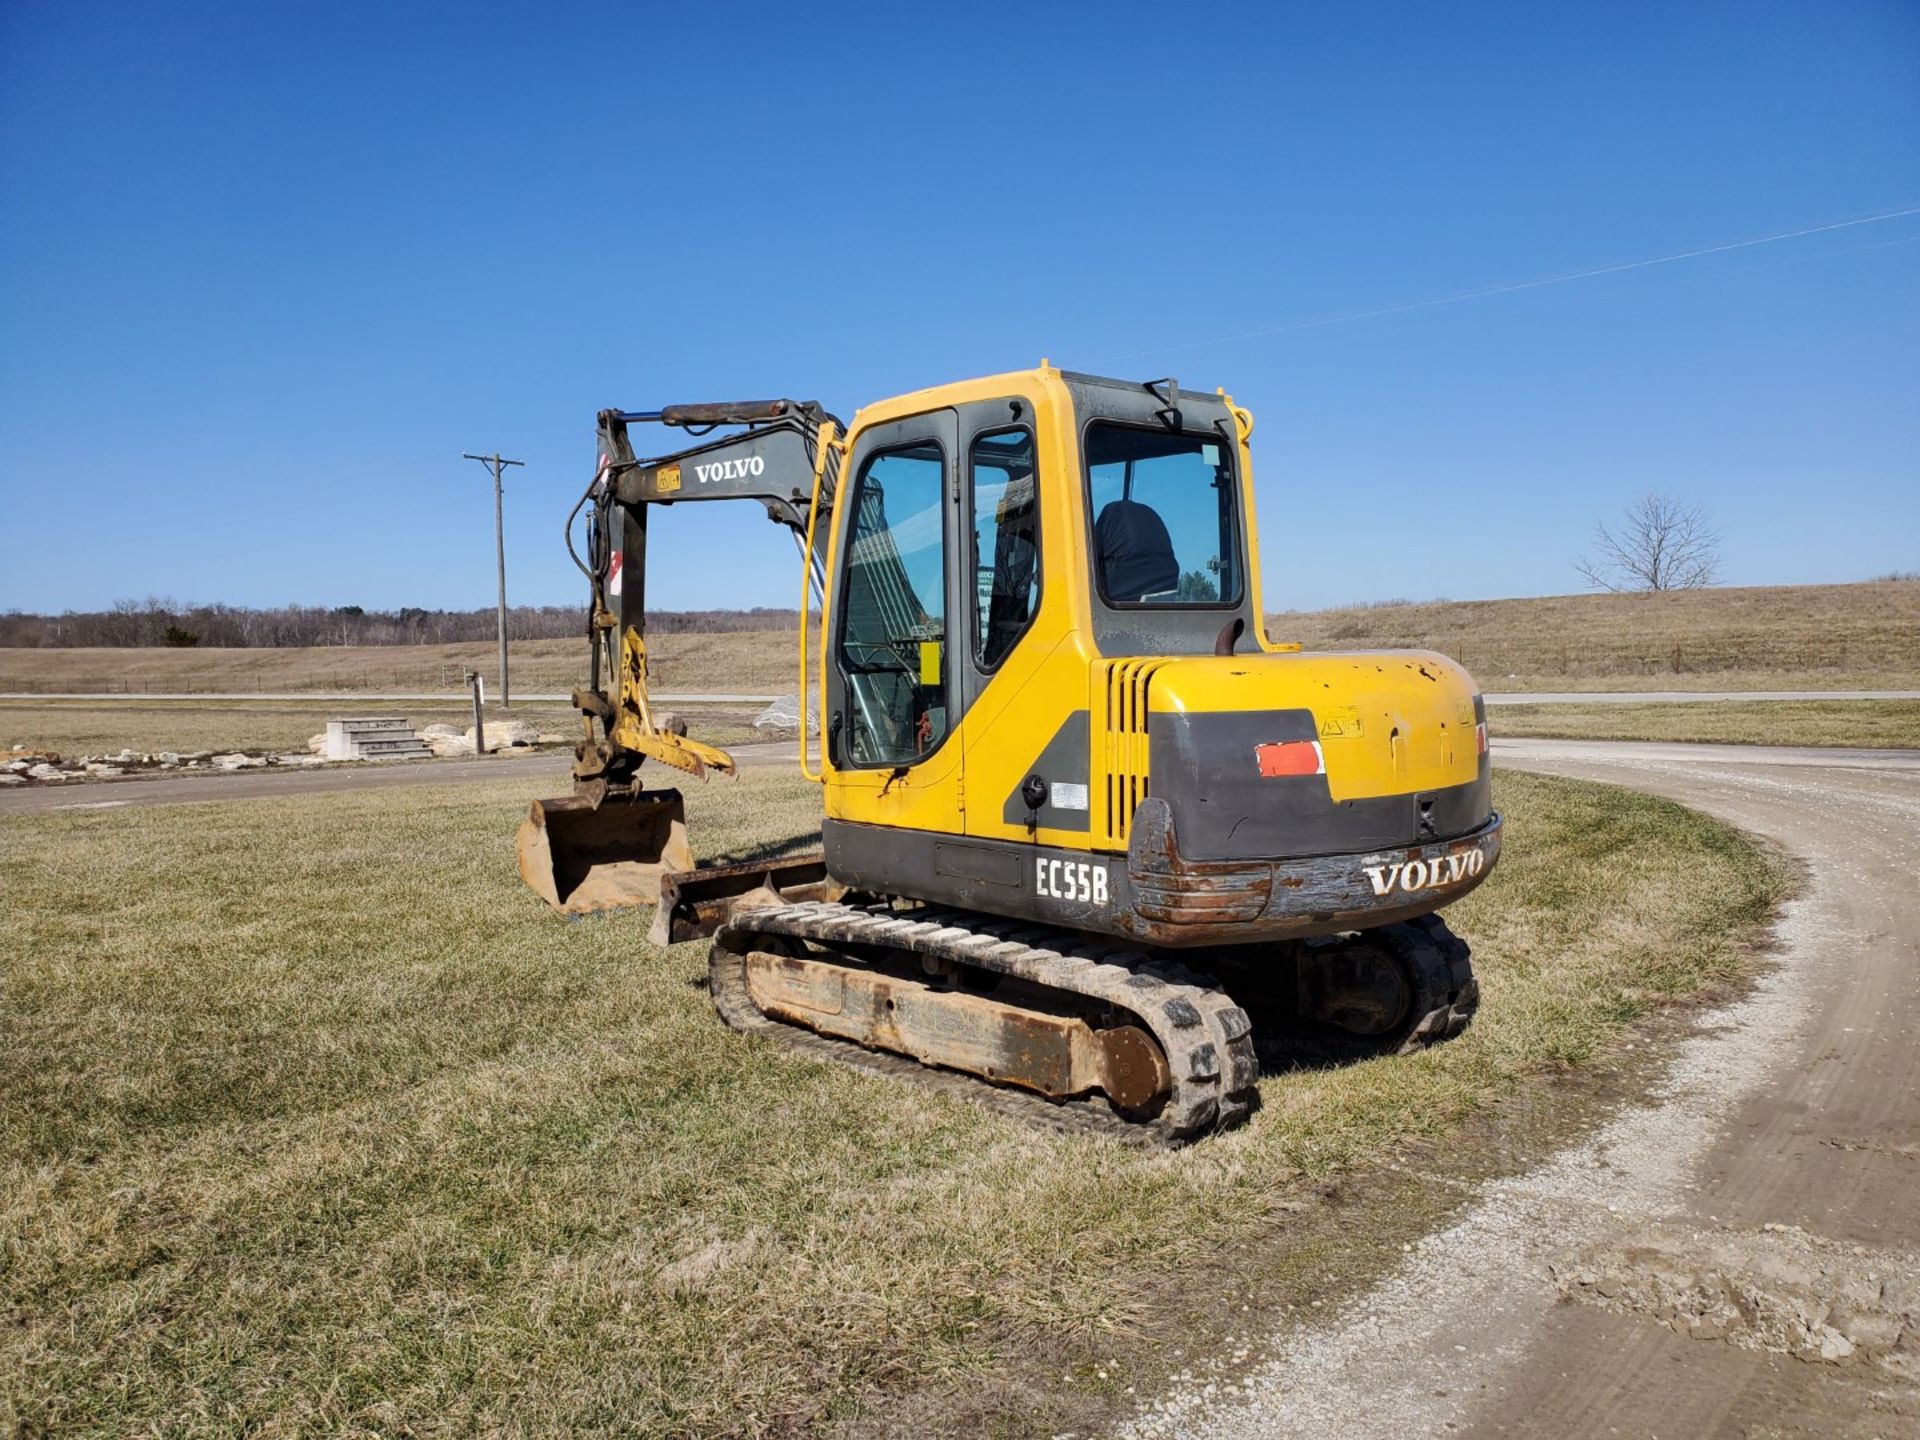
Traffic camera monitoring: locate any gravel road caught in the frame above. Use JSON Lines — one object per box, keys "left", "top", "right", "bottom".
{"left": 1481, "top": 688, "right": 1920, "bottom": 705}
{"left": 0, "top": 691, "right": 781, "bottom": 703}
{"left": 0, "top": 742, "right": 796, "bottom": 816}
{"left": 1122, "top": 737, "right": 1920, "bottom": 1439}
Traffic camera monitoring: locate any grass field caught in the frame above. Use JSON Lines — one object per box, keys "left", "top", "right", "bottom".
{"left": 4, "top": 580, "right": 1915, "bottom": 698}
{"left": 1490, "top": 699, "right": 1920, "bottom": 749}
{"left": 2, "top": 764, "right": 1788, "bottom": 1436}
{"left": 0, "top": 700, "right": 764, "bottom": 759}
{"left": 0, "top": 629, "right": 803, "bottom": 698}
{"left": 1268, "top": 579, "right": 1920, "bottom": 691}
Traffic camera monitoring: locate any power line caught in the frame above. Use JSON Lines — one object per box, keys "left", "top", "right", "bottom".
{"left": 1102, "top": 203, "right": 1920, "bottom": 363}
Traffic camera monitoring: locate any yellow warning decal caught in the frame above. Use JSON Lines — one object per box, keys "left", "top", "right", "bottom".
{"left": 1318, "top": 704, "right": 1363, "bottom": 739}
{"left": 656, "top": 463, "right": 682, "bottom": 494}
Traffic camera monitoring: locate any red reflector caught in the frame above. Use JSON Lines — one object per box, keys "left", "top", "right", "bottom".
{"left": 1476, "top": 721, "right": 1488, "bottom": 754}
{"left": 1254, "top": 739, "right": 1325, "bottom": 777}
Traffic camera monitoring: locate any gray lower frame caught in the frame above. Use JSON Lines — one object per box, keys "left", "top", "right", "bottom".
{"left": 823, "top": 812, "right": 1503, "bottom": 950}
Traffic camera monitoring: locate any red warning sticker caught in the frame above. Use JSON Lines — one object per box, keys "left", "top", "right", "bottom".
{"left": 608, "top": 551, "right": 623, "bottom": 597}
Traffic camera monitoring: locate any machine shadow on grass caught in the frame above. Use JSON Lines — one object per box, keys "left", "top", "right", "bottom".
{"left": 695, "top": 831, "right": 824, "bottom": 870}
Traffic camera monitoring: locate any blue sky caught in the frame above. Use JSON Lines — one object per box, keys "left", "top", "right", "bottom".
{"left": 2, "top": 1, "right": 1915, "bottom": 616}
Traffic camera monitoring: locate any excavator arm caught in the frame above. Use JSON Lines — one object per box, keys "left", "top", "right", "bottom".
{"left": 518, "top": 397, "right": 845, "bottom": 915}
{"left": 575, "top": 399, "right": 845, "bottom": 785}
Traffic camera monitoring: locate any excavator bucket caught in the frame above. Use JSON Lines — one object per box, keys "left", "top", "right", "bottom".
{"left": 516, "top": 788, "right": 694, "bottom": 915}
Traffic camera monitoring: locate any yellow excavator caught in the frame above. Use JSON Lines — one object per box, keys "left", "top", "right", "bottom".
{"left": 518, "top": 363, "right": 1499, "bottom": 1143}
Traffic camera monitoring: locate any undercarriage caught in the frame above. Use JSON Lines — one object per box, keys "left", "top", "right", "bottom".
{"left": 710, "top": 898, "right": 1478, "bottom": 1146}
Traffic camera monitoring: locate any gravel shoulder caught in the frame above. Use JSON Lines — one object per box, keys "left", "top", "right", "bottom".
{"left": 1122, "top": 737, "right": 1920, "bottom": 1439}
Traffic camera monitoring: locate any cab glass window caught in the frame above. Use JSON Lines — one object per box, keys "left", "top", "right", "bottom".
{"left": 837, "top": 442, "right": 949, "bottom": 765}
{"left": 969, "top": 427, "right": 1040, "bottom": 668}
{"left": 1085, "top": 423, "right": 1241, "bottom": 606}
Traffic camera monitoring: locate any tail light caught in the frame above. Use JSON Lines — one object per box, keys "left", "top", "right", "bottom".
{"left": 1254, "top": 739, "right": 1325, "bottom": 777}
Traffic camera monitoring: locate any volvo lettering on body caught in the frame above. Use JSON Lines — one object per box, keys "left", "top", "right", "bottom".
{"left": 1362, "top": 848, "right": 1486, "bottom": 897}
{"left": 693, "top": 455, "right": 766, "bottom": 483}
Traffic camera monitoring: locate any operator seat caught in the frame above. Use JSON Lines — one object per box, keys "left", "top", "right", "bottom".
{"left": 1095, "top": 499, "right": 1180, "bottom": 602}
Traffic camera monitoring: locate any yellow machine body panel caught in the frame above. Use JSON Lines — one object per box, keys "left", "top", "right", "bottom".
{"left": 815, "top": 364, "right": 1489, "bottom": 870}
{"left": 545, "top": 362, "right": 1499, "bottom": 949}
{"left": 1140, "top": 650, "right": 1484, "bottom": 805}
{"left": 820, "top": 366, "right": 1083, "bottom": 836}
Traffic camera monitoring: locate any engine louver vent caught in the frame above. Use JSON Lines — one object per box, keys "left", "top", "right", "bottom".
{"left": 1100, "top": 659, "right": 1166, "bottom": 847}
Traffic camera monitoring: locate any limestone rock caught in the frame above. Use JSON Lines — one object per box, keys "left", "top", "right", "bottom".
{"left": 466, "top": 719, "right": 541, "bottom": 751}
{"left": 753, "top": 695, "right": 817, "bottom": 736}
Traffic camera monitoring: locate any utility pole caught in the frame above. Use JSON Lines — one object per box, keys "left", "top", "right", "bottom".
{"left": 462, "top": 451, "right": 523, "bottom": 707}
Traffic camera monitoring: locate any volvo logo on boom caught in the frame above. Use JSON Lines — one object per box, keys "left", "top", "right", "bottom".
{"left": 693, "top": 456, "right": 765, "bottom": 484}
{"left": 1362, "top": 848, "right": 1485, "bottom": 896}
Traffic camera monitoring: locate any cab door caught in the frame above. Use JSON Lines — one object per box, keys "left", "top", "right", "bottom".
{"left": 821, "top": 407, "right": 965, "bottom": 834}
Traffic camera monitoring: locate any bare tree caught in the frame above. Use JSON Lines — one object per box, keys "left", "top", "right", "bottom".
{"left": 1574, "top": 494, "right": 1721, "bottom": 592}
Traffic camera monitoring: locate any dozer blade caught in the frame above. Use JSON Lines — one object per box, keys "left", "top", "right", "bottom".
{"left": 516, "top": 788, "right": 694, "bottom": 915}
{"left": 648, "top": 854, "right": 843, "bottom": 946}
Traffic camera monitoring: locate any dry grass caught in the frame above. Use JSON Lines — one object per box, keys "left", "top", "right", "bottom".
{"left": 0, "top": 701, "right": 764, "bottom": 759}
{"left": 1269, "top": 579, "right": 1920, "bottom": 691}
{"left": 0, "top": 630, "right": 806, "bottom": 697}
{"left": 1491, "top": 699, "right": 1920, "bottom": 749}
{"left": 1, "top": 765, "right": 1787, "bottom": 1436}
{"left": 5, "top": 581, "right": 1915, "bottom": 699}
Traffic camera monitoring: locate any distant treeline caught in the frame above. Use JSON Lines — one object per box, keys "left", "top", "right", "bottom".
{"left": 0, "top": 599, "right": 802, "bottom": 648}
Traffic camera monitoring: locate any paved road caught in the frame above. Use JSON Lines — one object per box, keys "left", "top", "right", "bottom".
{"left": 1483, "top": 688, "right": 1920, "bottom": 705}
{"left": 6, "top": 689, "right": 1919, "bottom": 706}
{"left": 0, "top": 742, "right": 798, "bottom": 815}
{"left": 1126, "top": 736, "right": 1920, "bottom": 1439}
{"left": 0, "top": 691, "right": 780, "bottom": 704}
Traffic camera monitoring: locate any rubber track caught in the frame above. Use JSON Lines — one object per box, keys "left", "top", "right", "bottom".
{"left": 711, "top": 901, "right": 1261, "bottom": 1147}
{"left": 1380, "top": 912, "right": 1481, "bottom": 1051}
